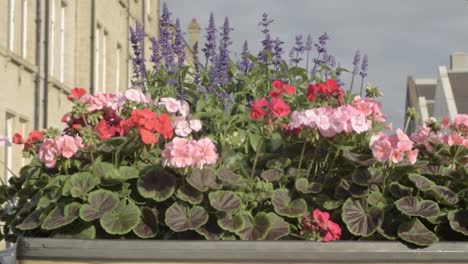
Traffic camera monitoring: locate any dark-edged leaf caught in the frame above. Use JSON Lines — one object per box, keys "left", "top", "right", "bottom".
{"left": 295, "top": 178, "right": 322, "bottom": 194}
{"left": 133, "top": 207, "right": 158, "bottom": 238}
{"left": 342, "top": 198, "right": 382, "bottom": 237}
{"left": 334, "top": 179, "right": 351, "bottom": 199}
{"left": 261, "top": 169, "right": 283, "bottom": 182}
{"left": 367, "top": 191, "right": 386, "bottom": 209}
{"left": 395, "top": 196, "right": 439, "bottom": 218}
{"left": 236, "top": 212, "right": 271, "bottom": 240}
{"left": 16, "top": 208, "right": 46, "bottom": 230}
{"left": 217, "top": 212, "right": 244, "bottom": 232}
{"left": 100, "top": 200, "right": 141, "bottom": 235}
{"left": 377, "top": 210, "right": 402, "bottom": 240}
{"left": 286, "top": 168, "right": 308, "bottom": 178}
{"left": 430, "top": 185, "right": 459, "bottom": 206}
{"left": 176, "top": 184, "right": 203, "bottom": 205}
{"left": 119, "top": 166, "right": 140, "bottom": 180}
{"left": 62, "top": 172, "right": 99, "bottom": 198}
{"left": 447, "top": 209, "right": 468, "bottom": 236}
{"left": 351, "top": 167, "right": 371, "bottom": 186}
{"left": 53, "top": 223, "right": 96, "bottom": 239}
{"left": 342, "top": 151, "right": 375, "bottom": 166}
{"left": 389, "top": 182, "right": 413, "bottom": 198}
{"left": 349, "top": 183, "right": 369, "bottom": 198}
{"left": 209, "top": 191, "right": 241, "bottom": 212}
{"left": 137, "top": 166, "right": 176, "bottom": 202}
{"left": 95, "top": 162, "right": 124, "bottom": 185}
{"left": 398, "top": 218, "right": 438, "bottom": 246}
{"left": 196, "top": 216, "right": 223, "bottom": 240}
{"left": 368, "top": 167, "right": 385, "bottom": 184}
{"left": 265, "top": 213, "right": 290, "bottom": 240}
{"left": 187, "top": 168, "right": 220, "bottom": 192}
{"left": 408, "top": 174, "right": 435, "bottom": 192}
{"left": 271, "top": 189, "right": 307, "bottom": 218}
{"left": 165, "top": 202, "right": 208, "bottom": 232}
{"left": 79, "top": 190, "right": 119, "bottom": 221}
{"left": 42, "top": 202, "right": 81, "bottom": 230}
{"left": 323, "top": 199, "right": 344, "bottom": 210}
{"left": 217, "top": 168, "right": 241, "bottom": 186}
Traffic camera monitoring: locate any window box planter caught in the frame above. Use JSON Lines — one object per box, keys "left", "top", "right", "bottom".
{"left": 16, "top": 237, "right": 468, "bottom": 264}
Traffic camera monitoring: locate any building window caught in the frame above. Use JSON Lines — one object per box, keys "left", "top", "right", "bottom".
{"left": 8, "top": 0, "right": 15, "bottom": 51}
{"left": 22, "top": 0, "right": 28, "bottom": 58}
{"left": 94, "top": 25, "right": 101, "bottom": 93}
{"left": 59, "top": 2, "right": 66, "bottom": 82}
{"left": 116, "top": 44, "right": 121, "bottom": 92}
{"left": 102, "top": 31, "right": 107, "bottom": 92}
{"left": 5, "top": 113, "right": 14, "bottom": 182}
{"left": 50, "top": 0, "right": 56, "bottom": 76}
{"left": 146, "top": 0, "right": 151, "bottom": 15}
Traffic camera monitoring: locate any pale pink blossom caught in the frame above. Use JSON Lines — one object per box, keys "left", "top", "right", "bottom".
{"left": 390, "top": 149, "right": 404, "bottom": 163}
{"left": 370, "top": 130, "right": 418, "bottom": 164}
{"left": 189, "top": 119, "right": 202, "bottom": 132}
{"left": 158, "top": 97, "right": 181, "bottom": 113}
{"left": 371, "top": 140, "right": 393, "bottom": 162}
{"left": 179, "top": 101, "right": 190, "bottom": 117}
{"left": 175, "top": 120, "right": 192, "bottom": 137}
{"left": 85, "top": 93, "right": 114, "bottom": 112}
{"left": 195, "top": 137, "right": 219, "bottom": 168}
{"left": 406, "top": 149, "right": 419, "bottom": 164}
{"left": 55, "top": 135, "right": 83, "bottom": 159}
{"left": 441, "top": 116, "right": 450, "bottom": 129}
{"left": 124, "top": 89, "right": 151, "bottom": 104}
{"left": 162, "top": 137, "right": 218, "bottom": 169}
{"left": 350, "top": 114, "right": 371, "bottom": 134}
{"left": 0, "top": 135, "right": 11, "bottom": 147}
{"left": 39, "top": 138, "right": 60, "bottom": 168}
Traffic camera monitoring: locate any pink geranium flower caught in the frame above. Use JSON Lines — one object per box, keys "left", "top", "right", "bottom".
{"left": 39, "top": 138, "right": 60, "bottom": 168}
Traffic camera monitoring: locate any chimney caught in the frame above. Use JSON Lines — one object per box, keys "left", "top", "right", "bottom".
{"left": 187, "top": 18, "right": 201, "bottom": 49}
{"left": 450, "top": 52, "right": 468, "bottom": 71}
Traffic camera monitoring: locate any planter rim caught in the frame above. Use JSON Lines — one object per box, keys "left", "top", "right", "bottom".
{"left": 17, "top": 237, "right": 468, "bottom": 262}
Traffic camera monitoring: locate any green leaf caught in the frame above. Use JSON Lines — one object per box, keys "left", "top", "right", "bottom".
{"left": 119, "top": 166, "right": 140, "bottom": 180}
{"left": 295, "top": 178, "right": 322, "bottom": 194}
{"left": 395, "top": 196, "right": 439, "bottom": 218}
{"left": 176, "top": 184, "right": 203, "bottom": 205}
{"left": 100, "top": 200, "right": 141, "bottom": 235}
{"left": 95, "top": 161, "right": 124, "bottom": 186}
{"left": 342, "top": 151, "right": 375, "bottom": 167}
{"left": 42, "top": 202, "right": 81, "bottom": 230}
{"left": 53, "top": 223, "right": 96, "bottom": 239}
{"left": 137, "top": 166, "right": 176, "bottom": 202}
{"left": 367, "top": 191, "right": 386, "bottom": 209}
{"left": 133, "top": 207, "right": 158, "bottom": 238}
{"left": 398, "top": 218, "right": 438, "bottom": 246}
{"left": 261, "top": 169, "right": 283, "bottom": 182}
{"left": 16, "top": 209, "right": 46, "bottom": 230}
{"left": 249, "top": 133, "right": 262, "bottom": 152}
{"left": 351, "top": 167, "right": 372, "bottom": 186}
{"left": 165, "top": 202, "right": 209, "bottom": 232}
{"left": 236, "top": 212, "right": 271, "bottom": 240}
{"left": 217, "top": 212, "right": 244, "bottom": 232}
{"left": 209, "top": 191, "right": 242, "bottom": 212}
{"left": 79, "top": 190, "right": 119, "bottom": 222}
{"left": 342, "top": 198, "right": 382, "bottom": 237}
{"left": 430, "top": 185, "right": 459, "bottom": 206}
{"left": 62, "top": 172, "right": 99, "bottom": 198}
{"left": 389, "top": 182, "right": 413, "bottom": 198}
{"left": 266, "top": 157, "right": 291, "bottom": 169}
{"left": 217, "top": 167, "right": 242, "bottom": 186}
{"left": 271, "top": 189, "right": 308, "bottom": 218}
{"left": 408, "top": 174, "right": 435, "bottom": 192}
{"left": 447, "top": 209, "right": 468, "bottom": 236}
{"left": 187, "top": 168, "right": 220, "bottom": 192}
{"left": 265, "top": 213, "right": 290, "bottom": 240}
{"left": 268, "top": 133, "right": 283, "bottom": 152}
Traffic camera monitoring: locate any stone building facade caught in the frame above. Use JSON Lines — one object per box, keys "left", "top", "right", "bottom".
{"left": 0, "top": 0, "right": 203, "bottom": 182}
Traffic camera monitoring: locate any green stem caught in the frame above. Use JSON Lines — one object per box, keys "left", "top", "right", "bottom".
{"left": 297, "top": 141, "right": 308, "bottom": 176}
{"left": 307, "top": 140, "right": 322, "bottom": 179}
{"left": 404, "top": 116, "right": 411, "bottom": 134}
{"left": 0, "top": 160, "right": 18, "bottom": 208}
{"left": 325, "top": 148, "right": 340, "bottom": 179}
{"left": 250, "top": 139, "right": 264, "bottom": 180}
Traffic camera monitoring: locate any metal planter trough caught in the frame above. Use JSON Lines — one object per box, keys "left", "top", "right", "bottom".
{"left": 16, "top": 237, "right": 468, "bottom": 264}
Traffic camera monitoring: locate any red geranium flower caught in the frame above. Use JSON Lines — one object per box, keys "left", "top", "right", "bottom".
{"left": 270, "top": 98, "right": 291, "bottom": 118}
{"left": 23, "top": 130, "right": 44, "bottom": 151}
{"left": 121, "top": 108, "right": 174, "bottom": 144}
{"left": 270, "top": 80, "right": 295, "bottom": 98}
{"left": 250, "top": 98, "right": 269, "bottom": 119}
{"left": 12, "top": 133, "right": 23, "bottom": 144}
{"left": 300, "top": 209, "right": 342, "bottom": 242}
{"left": 67, "top": 87, "right": 87, "bottom": 101}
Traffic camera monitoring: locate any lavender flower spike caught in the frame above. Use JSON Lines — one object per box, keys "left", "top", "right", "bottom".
{"left": 349, "top": 50, "right": 361, "bottom": 93}
{"left": 311, "top": 32, "right": 329, "bottom": 77}
{"left": 192, "top": 42, "right": 201, "bottom": 86}
{"left": 257, "top": 13, "right": 274, "bottom": 65}
{"left": 202, "top": 13, "right": 217, "bottom": 68}
{"left": 210, "top": 16, "right": 233, "bottom": 88}
{"left": 237, "top": 41, "right": 252, "bottom": 74}
{"left": 150, "top": 37, "right": 162, "bottom": 71}
{"left": 130, "top": 21, "right": 146, "bottom": 87}
{"left": 173, "top": 18, "right": 186, "bottom": 68}
{"left": 159, "top": 2, "right": 174, "bottom": 73}
{"left": 272, "top": 38, "right": 284, "bottom": 74}
{"left": 359, "top": 54, "right": 368, "bottom": 97}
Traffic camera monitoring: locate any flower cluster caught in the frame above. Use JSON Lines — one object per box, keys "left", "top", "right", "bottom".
{"left": 12, "top": 130, "right": 44, "bottom": 151}
{"left": 370, "top": 129, "right": 418, "bottom": 164}
{"left": 39, "top": 135, "right": 83, "bottom": 168}
{"left": 120, "top": 108, "right": 173, "bottom": 144}
{"left": 351, "top": 96, "right": 387, "bottom": 123}
{"left": 162, "top": 137, "right": 218, "bottom": 169}
{"left": 307, "top": 79, "right": 345, "bottom": 106}
{"left": 289, "top": 105, "right": 372, "bottom": 138}
{"left": 251, "top": 81, "right": 294, "bottom": 120}
{"left": 300, "top": 209, "right": 341, "bottom": 242}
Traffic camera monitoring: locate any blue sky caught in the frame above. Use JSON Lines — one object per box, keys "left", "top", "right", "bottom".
{"left": 166, "top": 0, "right": 468, "bottom": 128}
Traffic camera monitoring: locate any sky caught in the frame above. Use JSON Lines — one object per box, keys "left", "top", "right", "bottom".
{"left": 165, "top": 0, "right": 468, "bottom": 129}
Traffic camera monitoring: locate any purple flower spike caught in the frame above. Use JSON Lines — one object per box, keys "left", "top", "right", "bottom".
{"left": 202, "top": 13, "right": 217, "bottom": 68}
{"left": 150, "top": 37, "right": 162, "bottom": 71}
{"left": 257, "top": 13, "right": 274, "bottom": 65}
{"left": 130, "top": 21, "right": 146, "bottom": 86}
{"left": 237, "top": 41, "right": 253, "bottom": 74}
{"left": 173, "top": 18, "right": 186, "bottom": 68}
{"left": 272, "top": 38, "right": 284, "bottom": 73}
{"left": 349, "top": 49, "right": 361, "bottom": 93}
{"left": 192, "top": 42, "right": 201, "bottom": 86}
{"left": 359, "top": 54, "right": 369, "bottom": 96}
{"left": 210, "top": 16, "right": 233, "bottom": 88}
{"left": 159, "top": 2, "right": 174, "bottom": 73}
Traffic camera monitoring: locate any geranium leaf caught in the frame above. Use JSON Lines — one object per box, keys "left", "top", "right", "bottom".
{"left": 342, "top": 198, "right": 382, "bottom": 237}
{"left": 430, "top": 185, "right": 459, "bottom": 206}
{"left": 100, "top": 200, "right": 141, "bottom": 235}
{"left": 265, "top": 213, "right": 290, "bottom": 240}
{"left": 95, "top": 162, "right": 125, "bottom": 186}
{"left": 342, "top": 151, "right": 375, "bottom": 166}
{"left": 349, "top": 183, "right": 369, "bottom": 198}
{"left": 187, "top": 168, "right": 220, "bottom": 192}
{"left": 16, "top": 208, "right": 46, "bottom": 230}
{"left": 176, "top": 184, "right": 203, "bottom": 205}
{"left": 398, "top": 218, "right": 438, "bottom": 246}
{"left": 266, "top": 157, "right": 291, "bottom": 169}
{"left": 271, "top": 189, "right": 307, "bottom": 218}
{"left": 53, "top": 223, "right": 96, "bottom": 239}
{"left": 351, "top": 167, "right": 372, "bottom": 186}
{"left": 79, "top": 190, "right": 119, "bottom": 222}
{"left": 42, "top": 202, "right": 81, "bottom": 230}
{"left": 217, "top": 167, "right": 242, "bottom": 186}
{"left": 261, "top": 169, "right": 283, "bottom": 182}
{"left": 295, "top": 178, "right": 322, "bottom": 194}
{"left": 137, "top": 166, "right": 176, "bottom": 202}
{"left": 196, "top": 216, "right": 223, "bottom": 240}
{"left": 395, "top": 196, "right": 439, "bottom": 218}
{"left": 389, "top": 182, "right": 413, "bottom": 198}
{"left": 447, "top": 209, "right": 468, "bottom": 236}
{"left": 133, "top": 207, "right": 158, "bottom": 238}
{"left": 367, "top": 191, "right": 386, "bottom": 209}
{"left": 209, "top": 190, "right": 241, "bottom": 212}
{"left": 165, "top": 202, "right": 208, "bottom": 232}
{"left": 408, "top": 174, "right": 435, "bottom": 192}
{"left": 217, "top": 212, "right": 244, "bottom": 232}
{"left": 62, "top": 172, "right": 99, "bottom": 198}
{"left": 119, "top": 166, "right": 140, "bottom": 180}
{"left": 236, "top": 212, "right": 271, "bottom": 240}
